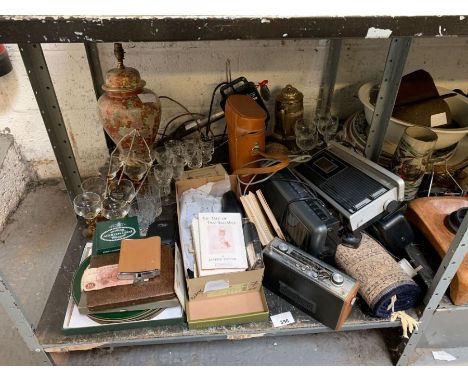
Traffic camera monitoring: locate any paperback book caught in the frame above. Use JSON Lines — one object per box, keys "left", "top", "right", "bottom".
{"left": 198, "top": 212, "right": 248, "bottom": 270}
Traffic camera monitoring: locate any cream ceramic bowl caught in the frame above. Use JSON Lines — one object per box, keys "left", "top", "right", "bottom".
{"left": 358, "top": 82, "right": 468, "bottom": 150}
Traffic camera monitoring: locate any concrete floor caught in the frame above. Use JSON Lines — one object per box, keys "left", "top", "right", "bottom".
{"left": 1, "top": 183, "right": 467, "bottom": 366}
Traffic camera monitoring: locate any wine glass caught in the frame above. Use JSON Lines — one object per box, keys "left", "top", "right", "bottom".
{"left": 106, "top": 154, "right": 124, "bottom": 180}
{"left": 81, "top": 176, "right": 107, "bottom": 198}
{"left": 101, "top": 197, "right": 130, "bottom": 220}
{"left": 185, "top": 138, "right": 203, "bottom": 169}
{"left": 73, "top": 192, "right": 102, "bottom": 239}
{"left": 153, "top": 146, "right": 174, "bottom": 165}
{"left": 294, "top": 118, "right": 319, "bottom": 152}
{"left": 172, "top": 153, "right": 186, "bottom": 181}
{"left": 121, "top": 152, "right": 150, "bottom": 183}
{"left": 314, "top": 115, "right": 339, "bottom": 144}
{"left": 108, "top": 178, "right": 136, "bottom": 203}
{"left": 200, "top": 136, "right": 214, "bottom": 165}
{"left": 129, "top": 189, "right": 162, "bottom": 236}
{"left": 153, "top": 163, "right": 173, "bottom": 204}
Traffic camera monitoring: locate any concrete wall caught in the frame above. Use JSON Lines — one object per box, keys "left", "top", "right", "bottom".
{"left": 0, "top": 43, "right": 109, "bottom": 180}
{"left": 0, "top": 37, "right": 467, "bottom": 180}
{"left": 0, "top": 134, "right": 29, "bottom": 232}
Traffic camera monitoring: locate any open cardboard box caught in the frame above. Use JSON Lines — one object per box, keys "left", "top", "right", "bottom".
{"left": 174, "top": 244, "right": 269, "bottom": 329}
{"left": 175, "top": 175, "right": 265, "bottom": 302}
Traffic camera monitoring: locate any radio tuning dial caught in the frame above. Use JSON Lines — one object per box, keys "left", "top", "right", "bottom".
{"left": 278, "top": 242, "right": 289, "bottom": 252}
{"left": 331, "top": 273, "right": 344, "bottom": 286}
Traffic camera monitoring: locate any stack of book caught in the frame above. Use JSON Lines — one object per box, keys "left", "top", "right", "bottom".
{"left": 63, "top": 217, "right": 184, "bottom": 334}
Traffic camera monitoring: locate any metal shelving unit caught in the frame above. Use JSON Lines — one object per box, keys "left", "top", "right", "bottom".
{"left": 0, "top": 15, "right": 467, "bottom": 366}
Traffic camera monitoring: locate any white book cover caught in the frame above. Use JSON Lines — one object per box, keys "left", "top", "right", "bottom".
{"left": 192, "top": 218, "right": 245, "bottom": 277}
{"left": 198, "top": 212, "right": 247, "bottom": 270}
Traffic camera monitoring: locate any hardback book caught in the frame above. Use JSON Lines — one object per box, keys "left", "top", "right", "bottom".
{"left": 198, "top": 212, "right": 248, "bottom": 270}
{"left": 94, "top": 216, "right": 140, "bottom": 255}
{"left": 118, "top": 236, "right": 161, "bottom": 280}
{"left": 85, "top": 245, "right": 176, "bottom": 312}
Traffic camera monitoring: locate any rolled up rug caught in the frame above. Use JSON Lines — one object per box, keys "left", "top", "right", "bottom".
{"left": 335, "top": 233, "right": 421, "bottom": 318}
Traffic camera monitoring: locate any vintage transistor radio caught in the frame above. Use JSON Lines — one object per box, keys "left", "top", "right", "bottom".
{"left": 263, "top": 238, "right": 359, "bottom": 330}
{"left": 293, "top": 142, "right": 405, "bottom": 231}
{"left": 260, "top": 169, "right": 341, "bottom": 264}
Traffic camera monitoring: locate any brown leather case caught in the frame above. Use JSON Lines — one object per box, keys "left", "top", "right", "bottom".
{"left": 407, "top": 196, "right": 468, "bottom": 305}
{"left": 86, "top": 245, "right": 176, "bottom": 312}
{"left": 118, "top": 236, "right": 161, "bottom": 274}
{"left": 225, "top": 95, "right": 267, "bottom": 174}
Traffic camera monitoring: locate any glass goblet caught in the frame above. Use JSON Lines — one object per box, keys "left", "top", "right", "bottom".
{"left": 294, "top": 118, "right": 319, "bottom": 152}
{"left": 73, "top": 192, "right": 102, "bottom": 240}
{"left": 129, "top": 192, "right": 162, "bottom": 236}
{"left": 105, "top": 154, "right": 124, "bottom": 180}
{"left": 145, "top": 178, "right": 163, "bottom": 218}
{"left": 81, "top": 176, "right": 107, "bottom": 198}
{"left": 153, "top": 146, "right": 174, "bottom": 166}
{"left": 153, "top": 164, "right": 173, "bottom": 205}
{"left": 108, "top": 178, "right": 136, "bottom": 203}
{"left": 172, "top": 153, "right": 186, "bottom": 181}
{"left": 185, "top": 139, "right": 203, "bottom": 169}
{"left": 154, "top": 164, "right": 173, "bottom": 192}
{"left": 164, "top": 140, "right": 178, "bottom": 154}
{"left": 121, "top": 151, "right": 150, "bottom": 183}
{"left": 314, "top": 115, "right": 339, "bottom": 144}
{"left": 200, "top": 136, "right": 214, "bottom": 165}
{"left": 101, "top": 197, "right": 130, "bottom": 220}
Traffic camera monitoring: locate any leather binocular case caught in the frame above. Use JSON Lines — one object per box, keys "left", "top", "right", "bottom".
{"left": 225, "top": 95, "right": 267, "bottom": 176}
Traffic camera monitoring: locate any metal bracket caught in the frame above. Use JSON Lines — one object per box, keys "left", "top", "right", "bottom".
{"left": 18, "top": 43, "right": 82, "bottom": 202}
{"left": 0, "top": 273, "right": 52, "bottom": 365}
{"left": 364, "top": 37, "right": 412, "bottom": 162}
{"left": 396, "top": 213, "right": 468, "bottom": 365}
{"left": 84, "top": 41, "right": 115, "bottom": 151}
{"left": 315, "top": 39, "right": 342, "bottom": 118}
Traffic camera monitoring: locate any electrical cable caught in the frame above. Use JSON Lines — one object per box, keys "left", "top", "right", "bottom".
{"left": 237, "top": 154, "right": 312, "bottom": 195}
{"left": 161, "top": 112, "right": 205, "bottom": 138}
{"left": 219, "top": 123, "right": 228, "bottom": 142}
{"left": 159, "top": 95, "right": 202, "bottom": 133}
{"left": 240, "top": 160, "right": 279, "bottom": 195}
{"left": 205, "top": 81, "right": 228, "bottom": 138}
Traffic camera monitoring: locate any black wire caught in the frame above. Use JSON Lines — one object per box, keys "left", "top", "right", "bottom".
{"left": 161, "top": 113, "right": 204, "bottom": 138}
{"left": 220, "top": 123, "right": 228, "bottom": 141}
{"left": 206, "top": 82, "right": 228, "bottom": 138}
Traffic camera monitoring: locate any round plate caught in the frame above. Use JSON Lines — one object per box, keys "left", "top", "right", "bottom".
{"left": 72, "top": 256, "right": 150, "bottom": 321}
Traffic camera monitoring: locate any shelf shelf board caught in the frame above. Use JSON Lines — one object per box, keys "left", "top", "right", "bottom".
{"left": 1, "top": 15, "right": 468, "bottom": 43}
{"left": 35, "top": 223, "right": 415, "bottom": 353}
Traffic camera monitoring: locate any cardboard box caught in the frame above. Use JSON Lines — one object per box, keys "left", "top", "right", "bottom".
{"left": 174, "top": 245, "right": 268, "bottom": 329}
{"left": 175, "top": 175, "right": 264, "bottom": 301}
{"left": 181, "top": 164, "right": 227, "bottom": 180}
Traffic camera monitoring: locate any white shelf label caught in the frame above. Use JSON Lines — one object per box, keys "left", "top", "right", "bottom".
{"left": 270, "top": 311, "right": 295, "bottom": 328}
